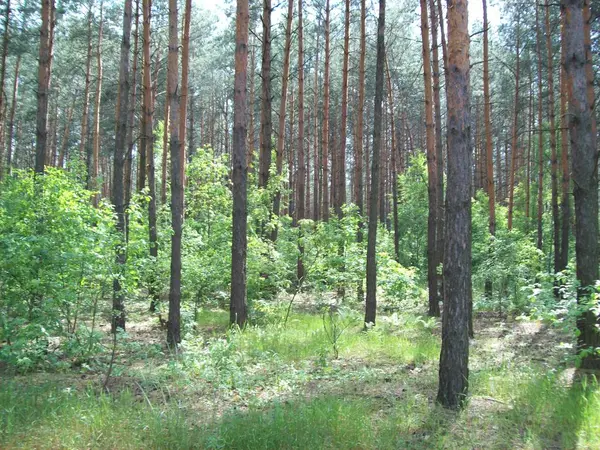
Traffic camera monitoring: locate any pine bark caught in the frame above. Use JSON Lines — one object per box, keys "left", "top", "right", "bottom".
{"left": 179, "top": 0, "right": 191, "bottom": 178}
{"left": 535, "top": 4, "right": 544, "bottom": 251}
{"left": 124, "top": 0, "right": 139, "bottom": 211}
{"left": 321, "top": 0, "right": 330, "bottom": 221}
{"left": 111, "top": 0, "right": 132, "bottom": 333}
{"left": 483, "top": 0, "right": 495, "bottom": 298}
{"left": 562, "top": 0, "right": 599, "bottom": 369}
{"left": 420, "top": 0, "right": 439, "bottom": 317}
{"left": 167, "top": 0, "right": 182, "bottom": 346}
{"left": 230, "top": 0, "right": 249, "bottom": 328}
{"left": 545, "top": 0, "right": 560, "bottom": 280}
{"left": 91, "top": 4, "right": 104, "bottom": 206}
{"left": 437, "top": 0, "right": 471, "bottom": 410}
{"left": 258, "top": 0, "right": 272, "bottom": 189}
{"left": 335, "top": 0, "right": 350, "bottom": 218}
{"left": 270, "top": 0, "right": 293, "bottom": 241}
{"left": 34, "top": 0, "right": 53, "bottom": 173}
{"left": 507, "top": 19, "right": 520, "bottom": 231}
{"left": 557, "top": 6, "right": 570, "bottom": 272}
{"left": 365, "top": 0, "right": 385, "bottom": 327}
{"left": 295, "top": 0, "right": 305, "bottom": 281}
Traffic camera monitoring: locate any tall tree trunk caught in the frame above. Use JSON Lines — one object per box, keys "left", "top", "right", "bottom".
{"left": 437, "top": 0, "right": 471, "bottom": 410}
{"left": 583, "top": 0, "right": 596, "bottom": 142}
{"left": 125, "top": 0, "right": 139, "bottom": 212}
{"left": 483, "top": 0, "right": 495, "bottom": 298}
{"left": 420, "top": 0, "right": 439, "bottom": 317}
{"left": 161, "top": 92, "right": 169, "bottom": 204}
{"left": 230, "top": 0, "right": 249, "bottom": 327}
{"left": 525, "top": 63, "right": 533, "bottom": 222}
{"left": 295, "top": 0, "right": 305, "bottom": 281}
{"left": 562, "top": 0, "right": 599, "bottom": 369}
{"left": 430, "top": 0, "right": 444, "bottom": 307}
{"left": 5, "top": 54, "right": 19, "bottom": 176}
{"left": 167, "top": 0, "right": 182, "bottom": 346}
{"left": 258, "top": 0, "right": 272, "bottom": 188}
{"left": 111, "top": 0, "right": 132, "bottom": 333}
{"left": 507, "top": 18, "right": 520, "bottom": 231}
{"left": 0, "top": 0, "right": 11, "bottom": 178}
{"left": 545, "top": 0, "right": 560, "bottom": 284}
{"left": 321, "top": 0, "right": 330, "bottom": 221}
{"left": 270, "top": 0, "right": 293, "bottom": 241}
{"left": 558, "top": 6, "right": 570, "bottom": 272}
{"left": 536, "top": 4, "right": 544, "bottom": 251}
{"left": 312, "top": 23, "right": 320, "bottom": 221}
{"left": 80, "top": 2, "right": 93, "bottom": 176}
{"left": 35, "top": 0, "right": 53, "bottom": 173}
{"left": 364, "top": 0, "right": 385, "bottom": 327}
{"left": 335, "top": 0, "right": 350, "bottom": 218}
{"left": 91, "top": 4, "right": 104, "bottom": 206}
{"left": 385, "top": 56, "right": 399, "bottom": 263}
{"left": 179, "top": 0, "right": 191, "bottom": 179}
{"left": 143, "top": 0, "right": 159, "bottom": 312}
{"left": 247, "top": 39, "right": 255, "bottom": 168}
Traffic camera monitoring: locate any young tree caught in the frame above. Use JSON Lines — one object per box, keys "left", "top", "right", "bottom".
{"left": 111, "top": 0, "right": 132, "bottom": 333}
{"left": 230, "top": 0, "right": 249, "bottom": 328}
{"left": 562, "top": 0, "right": 599, "bottom": 369}
{"left": 364, "top": 0, "right": 385, "bottom": 327}
{"left": 437, "top": 0, "right": 472, "bottom": 409}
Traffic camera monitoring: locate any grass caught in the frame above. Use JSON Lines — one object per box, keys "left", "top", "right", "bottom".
{"left": 1, "top": 309, "right": 599, "bottom": 449}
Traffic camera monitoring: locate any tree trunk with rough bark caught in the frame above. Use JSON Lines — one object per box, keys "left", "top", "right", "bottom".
{"left": 230, "top": 0, "right": 249, "bottom": 328}
{"left": 437, "top": 0, "right": 471, "bottom": 410}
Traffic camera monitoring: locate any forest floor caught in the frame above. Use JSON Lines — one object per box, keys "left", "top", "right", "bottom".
{"left": 1, "top": 296, "right": 599, "bottom": 449}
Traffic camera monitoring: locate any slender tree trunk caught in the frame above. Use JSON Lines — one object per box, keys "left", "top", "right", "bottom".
{"left": 526, "top": 63, "right": 532, "bottom": 222}
{"left": 312, "top": 24, "right": 320, "bottom": 221}
{"left": 420, "top": 0, "right": 439, "bottom": 317}
{"left": 35, "top": 0, "right": 53, "bottom": 174}
{"left": 230, "top": 0, "right": 249, "bottom": 327}
{"left": 80, "top": 2, "right": 94, "bottom": 175}
{"left": 437, "top": 0, "right": 471, "bottom": 410}
{"left": 335, "top": 0, "right": 350, "bottom": 218}
{"left": 295, "top": 0, "right": 305, "bottom": 281}
{"left": 430, "top": 0, "right": 444, "bottom": 307}
{"left": 91, "top": 4, "right": 104, "bottom": 206}
{"left": 321, "top": 0, "right": 330, "bottom": 221}
{"left": 364, "top": 0, "right": 385, "bottom": 327}
{"left": 536, "top": 4, "right": 544, "bottom": 251}
{"left": 545, "top": 0, "right": 560, "bottom": 284}
{"left": 111, "top": 0, "right": 132, "bottom": 333}
{"left": 5, "top": 54, "right": 19, "bottom": 176}
{"left": 125, "top": 0, "right": 139, "bottom": 212}
{"left": 562, "top": 0, "right": 599, "bottom": 369}
{"left": 483, "top": 0, "right": 495, "bottom": 298}
{"left": 270, "top": 0, "right": 293, "bottom": 241}
{"left": 385, "top": 56, "right": 399, "bottom": 263}
{"left": 179, "top": 0, "right": 191, "bottom": 180}
{"left": 167, "top": 0, "right": 182, "bottom": 346}
{"left": 0, "top": 0, "right": 11, "bottom": 178}
{"left": 558, "top": 7, "right": 570, "bottom": 272}
{"left": 247, "top": 39, "right": 255, "bottom": 167}
{"left": 507, "top": 19, "right": 520, "bottom": 231}
{"left": 258, "top": 0, "right": 272, "bottom": 189}
{"left": 161, "top": 93, "right": 169, "bottom": 204}
{"left": 143, "top": 0, "right": 159, "bottom": 312}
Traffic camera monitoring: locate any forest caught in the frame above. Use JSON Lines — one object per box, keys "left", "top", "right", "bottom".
{"left": 0, "top": 0, "right": 599, "bottom": 447}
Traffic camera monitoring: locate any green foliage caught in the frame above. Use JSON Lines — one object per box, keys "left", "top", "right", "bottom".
{"left": 0, "top": 169, "right": 116, "bottom": 370}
